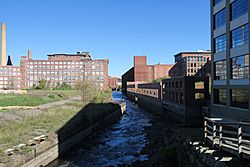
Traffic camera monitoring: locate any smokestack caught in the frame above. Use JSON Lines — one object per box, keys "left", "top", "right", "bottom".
{"left": 7, "top": 55, "right": 12, "bottom": 66}
{"left": 28, "top": 49, "right": 32, "bottom": 59}
{"left": 0, "top": 22, "right": 6, "bottom": 66}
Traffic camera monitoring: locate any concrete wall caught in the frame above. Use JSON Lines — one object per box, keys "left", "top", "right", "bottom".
{"left": 0, "top": 103, "right": 126, "bottom": 167}
{"left": 127, "top": 92, "right": 165, "bottom": 117}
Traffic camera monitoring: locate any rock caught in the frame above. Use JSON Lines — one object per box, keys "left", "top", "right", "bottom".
{"left": 17, "top": 143, "right": 26, "bottom": 148}
{"left": 205, "top": 154, "right": 215, "bottom": 167}
{"left": 5, "top": 149, "right": 14, "bottom": 156}
{"left": 213, "top": 161, "right": 227, "bottom": 167}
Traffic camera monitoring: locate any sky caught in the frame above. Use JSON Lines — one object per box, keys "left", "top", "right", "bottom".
{"left": 0, "top": 0, "right": 211, "bottom": 77}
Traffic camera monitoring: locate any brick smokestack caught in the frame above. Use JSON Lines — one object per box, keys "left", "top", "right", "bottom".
{"left": 28, "top": 49, "right": 32, "bottom": 59}
{"left": 0, "top": 22, "right": 6, "bottom": 66}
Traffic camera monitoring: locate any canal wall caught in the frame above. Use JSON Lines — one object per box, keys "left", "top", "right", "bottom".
{"left": 126, "top": 92, "right": 165, "bottom": 118}
{"left": 0, "top": 102, "right": 126, "bottom": 167}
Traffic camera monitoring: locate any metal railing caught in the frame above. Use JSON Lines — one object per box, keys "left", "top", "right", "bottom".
{"left": 204, "top": 117, "right": 250, "bottom": 159}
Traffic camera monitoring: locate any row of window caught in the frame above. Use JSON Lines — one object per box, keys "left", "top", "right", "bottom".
{"left": 0, "top": 73, "right": 20, "bottom": 76}
{"left": 25, "top": 70, "right": 104, "bottom": 76}
{"left": 164, "top": 91, "right": 184, "bottom": 105}
{"left": 214, "top": 89, "right": 249, "bottom": 109}
{"left": 163, "top": 81, "right": 183, "bottom": 89}
{"left": 0, "top": 68, "right": 20, "bottom": 72}
{"left": 26, "top": 82, "right": 104, "bottom": 88}
{"left": 215, "top": 54, "right": 249, "bottom": 80}
{"left": 0, "top": 77, "right": 21, "bottom": 81}
{"left": 185, "top": 56, "right": 208, "bottom": 62}
{"left": 26, "top": 65, "right": 104, "bottom": 69}
{"left": 188, "top": 68, "right": 199, "bottom": 74}
{"left": 214, "top": 0, "right": 248, "bottom": 29}
{"left": 28, "top": 61, "right": 104, "bottom": 65}
{"left": 0, "top": 80, "right": 21, "bottom": 84}
{"left": 187, "top": 62, "right": 206, "bottom": 68}
{"left": 0, "top": 85, "right": 21, "bottom": 89}
{"left": 215, "top": 24, "right": 249, "bottom": 53}
{"left": 27, "top": 75, "right": 105, "bottom": 80}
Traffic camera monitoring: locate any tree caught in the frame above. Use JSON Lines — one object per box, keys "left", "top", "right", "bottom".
{"left": 75, "top": 79, "right": 98, "bottom": 105}
{"left": 36, "top": 79, "right": 47, "bottom": 89}
{"left": 152, "top": 76, "right": 171, "bottom": 83}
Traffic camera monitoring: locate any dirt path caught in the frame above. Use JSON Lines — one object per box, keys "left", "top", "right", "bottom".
{"left": 0, "top": 96, "right": 81, "bottom": 123}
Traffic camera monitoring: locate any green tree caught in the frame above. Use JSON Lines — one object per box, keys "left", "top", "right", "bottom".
{"left": 152, "top": 76, "right": 171, "bottom": 83}
{"left": 75, "top": 79, "right": 98, "bottom": 105}
{"left": 36, "top": 79, "right": 47, "bottom": 89}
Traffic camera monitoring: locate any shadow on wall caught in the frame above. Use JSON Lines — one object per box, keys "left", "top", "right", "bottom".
{"left": 56, "top": 102, "right": 122, "bottom": 157}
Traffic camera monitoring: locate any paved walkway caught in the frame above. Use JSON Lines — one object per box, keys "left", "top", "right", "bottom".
{"left": 0, "top": 96, "right": 81, "bottom": 123}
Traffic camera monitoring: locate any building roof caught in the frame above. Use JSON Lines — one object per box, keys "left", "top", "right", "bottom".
{"left": 47, "top": 52, "right": 91, "bottom": 57}
{"left": 174, "top": 51, "right": 211, "bottom": 57}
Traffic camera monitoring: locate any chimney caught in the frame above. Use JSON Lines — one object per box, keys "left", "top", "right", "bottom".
{"left": 7, "top": 55, "right": 12, "bottom": 66}
{"left": 28, "top": 49, "right": 32, "bottom": 59}
{"left": 0, "top": 22, "right": 6, "bottom": 66}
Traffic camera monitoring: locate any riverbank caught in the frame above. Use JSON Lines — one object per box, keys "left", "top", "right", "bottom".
{"left": 130, "top": 110, "right": 250, "bottom": 167}
{"left": 130, "top": 115, "right": 201, "bottom": 167}
{"left": 0, "top": 90, "right": 119, "bottom": 167}
{"left": 0, "top": 101, "right": 126, "bottom": 167}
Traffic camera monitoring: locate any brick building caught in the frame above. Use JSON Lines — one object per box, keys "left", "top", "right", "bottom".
{"left": 162, "top": 76, "right": 210, "bottom": 124}
{"left": 108, "top": 76, "right": 121, "bottom": 89}
{"left": 122, "top": 55, "right": 173, "bottom": 93}
{"left": 0, "top": 51, "right": 109, "bottom": 90}
{"left": 0, "top": 65, "right": 21, "bottom": 89}
{"left": 169, "top": 51, "right": 211, "bottom": 77}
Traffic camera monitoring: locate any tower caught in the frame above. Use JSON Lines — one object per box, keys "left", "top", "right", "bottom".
{"left": 0, "top": 22, "right": 6, "bottom": 66}
{"left": 28, "top": 49, "right": 32, "bottom": 59}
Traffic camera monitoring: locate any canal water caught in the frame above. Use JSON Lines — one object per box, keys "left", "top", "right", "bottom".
{"left": 48, "top": 92, "right": 153, "bottom": 167}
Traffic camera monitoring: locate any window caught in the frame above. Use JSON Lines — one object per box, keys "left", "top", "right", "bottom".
{"left": 231, "top": 89, "right": 249, "bottom": 109}
{"left": 231, "top": 0, "right": 248, "bottom": 20}
{"left": 215, "top": 34, "right": 226, "bottom": 53}
{"left": 215, "top": 60, "right": 227, "bottom": 80}
{"left": 214, "top": 89, "right": 226, "bottom": 105}
{"left": 195, "top": 93, "right": 205, "bottom": 100}
{"left": 195, "top": 82, "right": 205, "bottom": 89}
{"left": 214, "top": 0, "right": 223, "bottom": 5}
{"left": 231, "top": 24, "right": 249, "bottom": 48}
{"left": 214, "top": 8, "right": 226, "bottom": 29}
{"left": 231, "top": 55, "right": 249, "bottom": 79}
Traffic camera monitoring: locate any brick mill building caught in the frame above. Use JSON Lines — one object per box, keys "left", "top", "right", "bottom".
{"left": 108, "top": 76, "right": 121, "bottom": 89}
{"left": 0, "top": 51, "right": 109, "bottom": 90}
{"left": 169, "top": 51, "right": 211, "bottom": 77}
{"left": 122, "top": 55, "right": 174, "bottom": 93}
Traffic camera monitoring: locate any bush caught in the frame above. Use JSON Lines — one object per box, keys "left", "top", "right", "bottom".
{"left": 75, "top": 79, "right": 98, "bottom": 105}
{"left": 48, "top": 94, "right": 55, "bottom": 99}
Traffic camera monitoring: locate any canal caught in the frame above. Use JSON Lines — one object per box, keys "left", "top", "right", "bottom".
{"left": 48, "top": 91, "right": 154, "bottom": 167}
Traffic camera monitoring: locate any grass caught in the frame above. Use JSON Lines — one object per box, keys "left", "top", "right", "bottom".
{"left": 93, "top": 89, "right": 112, "bottom": 103}
{"left": 0, "top": 90, "right": 80, "bottom": 107}
{"left": 0, "top": 89, "right": 115, "bottom": 157}
{"left": 0, "top": 102, "right": 82, "bottom": 156}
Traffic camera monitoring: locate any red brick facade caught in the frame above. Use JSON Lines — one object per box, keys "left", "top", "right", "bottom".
{"left": 169, "top": 52, "right": 211, "bottom": 77}
{"left": 108, "top": 76, "right": 121, "bottom": 88}
{"left": 122, "top": 55, "right": 174, "bottom": 93}
{"left": 133, "top": 56, "right": 173, "bottom": 83}
{"left": 0, "top": 52, "right": 109, "bottom": 90}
